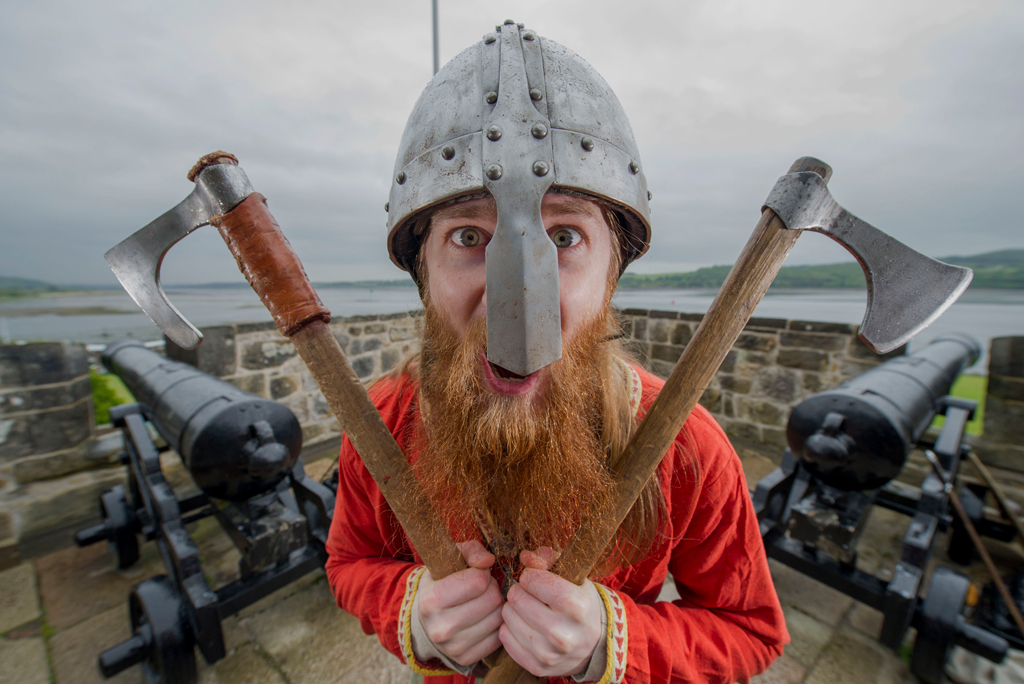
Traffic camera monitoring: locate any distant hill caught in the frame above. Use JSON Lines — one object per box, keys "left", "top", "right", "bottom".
{"left": 0, "top": 275, "right": 65, "bottom": 299}
{"left": 619, "top": 248, "right": 1024, "bottom": 290}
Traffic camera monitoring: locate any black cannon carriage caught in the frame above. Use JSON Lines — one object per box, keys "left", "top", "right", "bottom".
{"left": 753, "top": 333, "right": 1017, "bottom": 683}
{"left": 76, "top": 339, "right": 337, "bottom": 684}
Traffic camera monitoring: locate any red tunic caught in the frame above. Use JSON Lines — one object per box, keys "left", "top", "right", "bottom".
{"left": 325, "top": 366, "right": 788, "bottom": 683}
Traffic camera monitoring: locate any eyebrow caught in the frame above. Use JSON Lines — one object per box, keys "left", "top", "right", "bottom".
{"left": 431, "top": 201, "right": 497, "bottom": 223}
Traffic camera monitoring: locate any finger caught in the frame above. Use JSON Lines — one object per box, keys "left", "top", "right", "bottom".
{"left": 505, "top": 582, "right": 566, "bottom": 637}
{"left": 517, "top": 569, "right": 581, "bottom": 616}
{"left": 457, "top": 630, "right": 503, "bottom": 666}
{"left": 426, "top": 568, "right": 497, "bottom": 611}
{"left": 520, "top": 546, "right": 559, "bottom": 571}
{"left": 444, "top": 605, "right": 504, "bottom": 663}
{"left": 499, "top": 622, "right": 550, "bottom": 677}
{"left": 457, "top": 539, "right": 496, "bottom": 570}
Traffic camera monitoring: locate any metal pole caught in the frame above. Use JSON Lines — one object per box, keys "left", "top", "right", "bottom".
{"left": 432, "top": 0, "right": 439, "bottom": 74}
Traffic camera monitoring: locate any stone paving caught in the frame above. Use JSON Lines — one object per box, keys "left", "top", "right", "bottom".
{"left": 0, "top": 451, "right": 1020, "bottom": 684}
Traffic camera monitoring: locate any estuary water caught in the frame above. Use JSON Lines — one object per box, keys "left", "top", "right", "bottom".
{"left": 2, "top": 286, "right": 1021, "bottom": 373}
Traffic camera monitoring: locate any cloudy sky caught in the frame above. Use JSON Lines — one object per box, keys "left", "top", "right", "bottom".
{"left": 1, "top": 0, "right": 1020, "bottom": 286}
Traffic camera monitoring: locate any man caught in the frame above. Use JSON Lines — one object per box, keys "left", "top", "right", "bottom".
{"left": 325, "top": 21, "right": 787, "bottom": 683}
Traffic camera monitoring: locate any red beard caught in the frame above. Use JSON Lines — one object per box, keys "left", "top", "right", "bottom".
{"left": 413, "top": 303, "right": 620, "bottom": 560}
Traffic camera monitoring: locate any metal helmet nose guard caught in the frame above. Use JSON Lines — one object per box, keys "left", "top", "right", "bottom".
{"left": 386, "top": 21, "right": 651, "bottom": 376}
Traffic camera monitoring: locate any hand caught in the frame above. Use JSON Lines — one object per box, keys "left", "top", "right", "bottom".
{"left": 500, "top": 547, "right": 604, "bottom": 678}
{"left": 417, "top": 540, "right": 504, "bottom": 666}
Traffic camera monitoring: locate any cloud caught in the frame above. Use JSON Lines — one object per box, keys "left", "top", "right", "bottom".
{"left": 0, "top": 0, "right": 1019, "bottom": 286}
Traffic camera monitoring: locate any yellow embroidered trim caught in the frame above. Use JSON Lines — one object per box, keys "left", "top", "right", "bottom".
{"left": 594, "top": 585, "right": 628, "bottom": 684}
{"left": 398, "top": 566, "right": 457, "bottom": 676}
{"left": 616, "top": 358, "right": 643, "bottom": 419}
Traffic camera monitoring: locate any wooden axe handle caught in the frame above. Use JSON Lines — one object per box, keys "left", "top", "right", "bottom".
{"left": 201, "top": 154, "right": 465, "bottom": 579}
{"left": 481, "top": 157, "right": 831, "bottom": 684}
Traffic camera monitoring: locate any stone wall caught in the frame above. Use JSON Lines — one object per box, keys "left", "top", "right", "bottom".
{"left": 166, "top": 311, "right": 423, "bottom": 452}
{"left": 617, "top": 309, "right": 904, "bottom": 449}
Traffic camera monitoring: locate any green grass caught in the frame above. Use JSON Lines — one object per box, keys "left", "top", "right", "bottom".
{"left": 89, "top": 368, "right": 135, "bottom": 425}
{"left": 930, "top": 374, "right": 986, "bottom": 436}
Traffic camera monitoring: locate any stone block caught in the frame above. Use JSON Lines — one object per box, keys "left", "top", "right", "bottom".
{"left": 649, "top": 359, "right": 674, "bottom": 379}
{"left": 762, "top": 427, "right": 788, "bottom": 450}
{"left": 649, "top": 310, "right": 679, "bottom": 319}
{"left": 722, "top": 419, "right": 760, "bottom": 443}
{"left": 840, "top": 359, "right": 877, "bottom": 378}
{"left": 0, "top": 377, "right": 91, "bottom": 416}
{"left": 719, "top": 351, "right": 737, "bottom": 373}
{"left": 0, "top": 400, "right": 93, "bottom": 463}
{"left": 622, "top": 340, "right": 648, "bottom": 365}
{"left": 802, "top": 625, "right": 902, "bottom": 684}
{"left": 333, "top": 332, "right": 350, "bottom": 353}
{"left": 389, "top": 325, "right": 417, "bottom": 342}
{"left": 736, "top": 333, "right": 777, "bottom": 352}
{"left": 989, "top": 373, "right": 1024, "bottom": 402}
{"left": 227, "top": 374, "right": 266, "bottom": 397}
{"left": 789, "top": 320, "right": 858, "bottom": 335}
{"left": 347, "top": 326, "right": 363, "bottom": 337}
{"left": 780, "top": 331, "right": 847, "bottom": 352}
{"left": 16, "top": 467, "right": 126, "bottom": 540}
{"left": 750, "top": 654, "right": 806, "bottom": 684}
{"left": 0, "top": 342, "right": 89, "bottom": 387}
{"left": 48, "top": 603, "right": 138, "bottom": 684}
{"left": 351, "top": 355, "right": 376, "bottom": 380}
{"left": 679, "top": 312, "right": 705, "bottom": 322}
{"left": 381, "top": 347, "right": 402, "bottom": 373}
{"left": 719, "top": 375, "right": 752, "bottom": 394}
{"left": 737, "top": 397, "right": 786, "bottom": 426}
{"left": 235, "top": 321, "right": 276, "bottom": 334}
{"left": 350, "top": 338, "right": 382, "bottom": 355}
{"left": 648, "top": 320, "right": 671, "bottom": 343}
{"left": 0, "top": 563, "right": 41, "bottom": 633}
{"left": 312, "top": 393, "right": 333, "bottom": 419}
{"left": 632, "top": 318, "right": 647, "bottom": 341}
{"left": 0, "top": 636, "right": 48, "bottom": 684}
{"left": 270, "top": 375, "right": 299, "bottom": 399}
{"left": 699, "top": 388, "right": 722, "bottom": 413}
{"left": 165, "top": 325, "right": 237, "bottom": 377}
{"left": 301, "top": 423, "right": 325, "bottom": 444}
{"left": 619, "top": 308, "right": 648, "bottom": 316}
{"left": 363, "top": 323, "right": 386, "bottom": 334}
{"left": 723, "top": 395, "right": 735, "bottom": 418}
{"left": 746, "top": 317, "right": 787, "bottom": 331}
{"left": 780, "top": 605, "right": 834, "bottom": 667}
{"left": 0, "top": 509, "right": 11, "bottom": 541}
{"left": 802, "top": 373, "right": 824, "bottom": 394}
{"left": 778, "top": 349, "right": 828, "bottom": 372}
{"left": 752, "top": 367, "right": 801, "bottom": 403}
{"left": 280, "top": 395, "right": 310, "bottom": 423}
{"left": 650, "top": 344, "right": 684, "bottom": 365}
{"left": 848, "top": 336, "right": 905, "bottom": 361}
{"left": 771, "top": 560, "right": 853, "bottom": 628}
{"left": 671, "top": 323, "right": 692, "bottom": 347}
{"left": 14, "top": 446, "right": 109, "bottom": 484}
{"left": 990, "top": 336, "right": 1024, "bottom": 377}
{"left": 241, "top": 340, "right": 297, "bottom": 370}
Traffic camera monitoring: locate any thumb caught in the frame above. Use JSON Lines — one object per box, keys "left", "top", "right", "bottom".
{"left": 456, "top": 539, "right": 496, "bottom": 570}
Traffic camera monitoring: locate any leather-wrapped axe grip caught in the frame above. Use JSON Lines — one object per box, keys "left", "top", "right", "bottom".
{"left": 210, "top": 193, "right": 332, "bottom": 337}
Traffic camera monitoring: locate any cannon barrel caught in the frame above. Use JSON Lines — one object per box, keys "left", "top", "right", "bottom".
{"left": 786, "top": 333, "right": 980, "bottom": 491}
{"left": 102, "top": 339, "right": 302, "bottom": 501}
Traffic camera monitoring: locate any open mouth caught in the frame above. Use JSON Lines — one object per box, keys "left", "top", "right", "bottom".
{"left": 480, "top": 351, "right": 538, "bottom": 394}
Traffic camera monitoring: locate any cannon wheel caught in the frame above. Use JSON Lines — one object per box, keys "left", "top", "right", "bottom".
{"left": 911, "top": 568, "right": 969, "bottom": 684}
{"left": 101, "top": 486, "right": 139, "bottom": 569}
{"left": 129, "top": 576, "right": 197, "bottom": 684}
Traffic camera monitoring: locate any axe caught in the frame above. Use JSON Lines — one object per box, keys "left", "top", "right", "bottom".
{"left": 104, "top": 152, "right": 467, "bottom": 582}
{"left": 480, "top": 156, "right": 972, "bottom": 684}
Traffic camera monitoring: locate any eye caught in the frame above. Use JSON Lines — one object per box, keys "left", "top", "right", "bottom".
{"left": 550, "top": 227, "right": 582, "bottom": 249}
{"left": 451, "top": 227, "right": 486, "bottom": 247}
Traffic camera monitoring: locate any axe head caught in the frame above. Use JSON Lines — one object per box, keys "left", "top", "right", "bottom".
{"left": 764, "top": 167, "right": 972, "bottom": 354}
{"left": 105, "top": 162, "right": 254, "bottom": 349}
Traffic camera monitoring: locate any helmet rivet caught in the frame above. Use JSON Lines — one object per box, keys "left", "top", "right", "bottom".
{"left": 517, "top": 23, "right": 524, "bottom": 29}
{"left": 647, "top": 191, "right": 653, "bottom": 201}
{"left": 384, "top": 201, "right": 389, "bottom": 212}
{"left": 531, "top": 122, "right": 548, "bottom": 139}
{"left": 523, "top": 31, "right": 535, "bottom": 41}
{"left": 629, "top": 161, "right": 640, "bottom": 174}
{"left": 529, "top": 88, "right": 543, "bottom": 101}
{"left": 484, "top": 34, "right": 496, "bottom": 44}
{"left": 532, "top": 161, "right": 549, "bottom": 176}
{"left": 504, "top": 19, "right": 515, "bottom": 25}
{"left": 485, "top": 164, "right": 503, "bottom": 180}
{"left": 396, "top": 171, "right": 406, "bottom": 184}
{"left": 581, "top": 137, "right": 595, "bottom": 151}
{"left": 495, "top": 25, "right": 502, "bottom": 31}
{"left": 485, "top": 91, "right": 498, "bottom": 104}
{"left": 486, "top": 125, "right": 502, "bottom": 141}
{"left": 441, "top": 145, "right": 455, "bottom": 160}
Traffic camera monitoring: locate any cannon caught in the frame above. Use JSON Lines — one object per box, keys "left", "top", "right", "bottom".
{"left": 753, "top": 333, "right": 1016, "bottom": 684}
{"left": 75, "top": 339, "right": 337, "bottom": 684}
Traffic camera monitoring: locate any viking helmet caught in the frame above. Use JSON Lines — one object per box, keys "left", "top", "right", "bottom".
{"left": 386, "top": 20, "right": 651, "bottom": 376}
